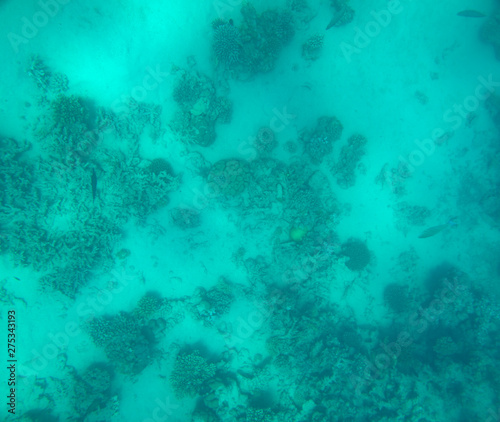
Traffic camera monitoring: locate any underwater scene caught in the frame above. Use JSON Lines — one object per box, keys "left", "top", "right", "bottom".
{"left": 1, "top": 0, "right": 500, "bottom": 421}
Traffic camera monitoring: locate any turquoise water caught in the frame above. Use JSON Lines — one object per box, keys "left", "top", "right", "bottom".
{"left": 1, "top": 0, "right": 500, "bottom": 421}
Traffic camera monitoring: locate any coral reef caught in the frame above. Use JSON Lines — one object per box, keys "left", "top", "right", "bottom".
{"left": 375, "top": 162, "right": 411, "bottom": 196}
{"left": 134, "top": 291, "right": 163, "bottom": 320}
{"left": 302, "top": 34, "right": 324, "bottom": 61}
{"left": 393, "top": 202, "right": 431, "bottom": 233}
{"left": 254, "top": 126, "right": 277, "bottom": 155}
{"left": 0, "top": 138, "right": 38, "bottom": 230}
{"left": 481, "top": 188, "right": 500, "bottom": 223}
{"left": 172, "top": 69, "right": 207, "bottom": 109}
{"left": 383, "top": 283, "right": 410, "bottom": 313}
{"left": 212, "top": 96, "right": 233, "bottom": 124}
{"left": 170, "top": 350, "right": 216, "bottom": 397}
{"left": 486, "top": 93, "right": 500, "bottom": 130}
{"left": 171, "top": 207, "right": 201, "bottom": 229}
{"left": 103, "top": 153, "right": 180, "bottom": 220}
{"left": 480, "top": 9, "right": 500, "bottom": 59}
{"left": 0, "top": 136, "right": 126, "bottom": 297}
{"left": 51, "top": 94, "right": 89, "bottom": 132}
{"left": 213, "top": 22, "right": 242, "bottom": 67}
{"left": 333, "top": 134, "right": 367, "bottom": 188}
{"left": 27, "top": 55, "right": 69, "bottom": 93}
{"left": 300, "top": 116, "right": 343, "bottom": 163}
{"left": 433, "top": 336, "right": 460, "bottom": 357}
{"left": 199, "top": 278, "right": 234, "bottom": 316}
{"left": 341, "top": 238, "right": 371, "bottom": 271}
{"left": 207, "top": 159, "right": 251, "bottom": 197}
{"left": 171, "top": 69, "right": 232, "bottom": 146}
{"left": 40, "top": 264, "right": 89, "bottom": 299}
{"left": 147, "top": 158, "right": 173, "bottom": 176}
{"left": 10, "top": 8, "right": 500, "bottom": 422}
{"left": 73, "top": 364, "right": 114, "bottom": 417}
{"left": 36, "top": 94, "right": 96, "bottom": 158}
{"left": 225, "top": 4, "right": 296, "bottom": 75}
{"left": 115, "top": 248, "right": 131, "bottom": 259}
{"left": 246, "top": 158, "right": 289, "bottom": 209}
{"left": 86, "top": 312, "right": 157, "bottom": 374}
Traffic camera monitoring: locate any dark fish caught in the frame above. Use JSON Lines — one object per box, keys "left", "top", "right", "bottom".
{"left": 418, "top": 217, "right": 457, "bottom": 238}
{"left": 418, "top": 224, "right": 448, "bottom": 238}
{"left": 326, "top": 3, "right": 347, "bottom": 30}
{"left": 457, "top": 10, "right": 486, "bottom": 18}
{"left": 91, "top": 168, "right": 97, "bottom": 203}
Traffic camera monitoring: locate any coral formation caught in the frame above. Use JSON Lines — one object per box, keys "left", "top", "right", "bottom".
{"left": 86, "top": 312, "right": 157, "bottom": 374}
{"left": 147, "top": 158, "right": 174, "bottom": 176}
{"left": 134, "top": 291, "right": 163, "bottom": 320}
{"left": 170, "top": 351, "right": 216, "bottom": 397}
{"left": 480, "top": 10, "right": 500, "bottom": 59}
{"left": 200, "top": 278, "right": 234, "bottom": 316}
{"left": 486, "top": 94, "right": 500, "bottom": 130}
{"left": 104, "top": 153, "right": 180, "bottom": 219}
{"left": 171, "top": 69, "right": 232, "bottom": 146}
{"left": 221, "top": 4, "right": 296, "bottom": 75}
{"left": 51, "top": 94, "right": 89, "bottom": 131}
{"left": 194, "top": 283, "right": 234, "bottom": 327}
{"left": 73, "top": 364, "right": 114, "bottom": 417}
{"left": 302, "top": 34, "right": 324, "bottom": 60}
{"left": 383, "top": 283, "right": 410, "bottom": 313}
{"left": 115, "top": 248, "right": 131, "bottom": 260}
{"left": 341, "top": 238, "right": 371, "bottom": 270}
{"left": 27, "top": 55, "right": 69, "bottom": 93}
{"left": 212, "top": 96, "right": 233, "bottom": 124}
{"left": 481, "top": 189, "right": 500, "bottom": 223}
{"left": 39, "top": 94, "right": 96, "bottom": 157}
{"left": 171, "top": 207, "right": 201, "bottom": 229}
{"left": 254, "top": 126, "right": 277, "bottom": 155}
{"left": 433, "top": 336, "right": 460, "bottom": 357}
{"left": 40, "top": 264, "right": 89, "bottom": 299}
{"left": 393, "top": 202, "right": 431, "bottom": 233}
{"left": 207, "top": 159, "right": 251, "bottom": 196}
{"left": 300, "top": 116, "right": 343, "bottom": 163}
{"left": 334, "top": 134, "right": 367, "bottom": 188}
{"left": 213, "top": 22, "right": 242, "bottom": 67}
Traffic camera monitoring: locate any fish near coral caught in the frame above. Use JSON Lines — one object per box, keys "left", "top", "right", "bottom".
{"left": 457, "top": 10, "right": 486, "bottom": 18}
{"left": 418, "top": 217, "right": 457, "bottom": 238}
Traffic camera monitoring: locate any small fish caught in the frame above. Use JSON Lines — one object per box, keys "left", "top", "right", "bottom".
{"left": 91, "top": 168, "right": 97, "bottom": 203}
{"left": 457, "top": 10, "right": 486, "bottom": 18}
{"left": 418, "top": 217, "right": 457, "bottom": 239}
